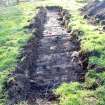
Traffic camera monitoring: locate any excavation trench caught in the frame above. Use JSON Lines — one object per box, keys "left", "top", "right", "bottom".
{"left": 7, "top": 6, "right": 88, "bottom": 105}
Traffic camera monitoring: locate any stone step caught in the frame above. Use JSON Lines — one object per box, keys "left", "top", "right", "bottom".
{"left": 35, "top": 64, "right": 73, "bottom": 73}
{"left": 31, "top": 70, "right": 80, "bottom": 86}
{"left": 39, "top": 36, "right": 71, "bottom": 45}
{"left": 38, "top": 41, "right": 73, "bottom": 49}
{"left": 37, "top": 45, "right": 77, "bottom": 55}
{"left": 36, "top": 51, "right": 72, "bottom": 64}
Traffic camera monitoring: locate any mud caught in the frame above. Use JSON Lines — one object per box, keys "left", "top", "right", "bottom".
{"left": 6, "top": 6, "right": 88, "bottom": 105}
{"left": 82, "top": 0, "right": 105, "bottom": 27}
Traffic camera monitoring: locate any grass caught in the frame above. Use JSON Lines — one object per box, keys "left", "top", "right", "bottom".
{"left": 0, "top": 1, "right": 66, "bottom": 104}
{"left": 1, "top": 0, "right": 105, "bottom": 105}
{"left": 55, "top": 70, "right": 105, "bottom": 105}
{"left": 0, "top": 2, "right": 38, "bottom": 105}
{"left": 54, "top": 0, "right": 105, "bottom": 105}
{"left": 0, "top": 0, "right": 73, "bottom": 104}
{"left": 68, "top": 2, "right": 105, "bottom": 66}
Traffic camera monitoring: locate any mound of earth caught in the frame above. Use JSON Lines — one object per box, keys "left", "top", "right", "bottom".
{"left": 82, "top": 0, "right": 105, "bottom": 26}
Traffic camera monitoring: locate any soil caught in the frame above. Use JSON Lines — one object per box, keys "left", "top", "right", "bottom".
{"left": 82, "top": 0, "right": 105, "bottom": 26}
{"left": 6, "top": 6, "right": 88, "bottom": 105}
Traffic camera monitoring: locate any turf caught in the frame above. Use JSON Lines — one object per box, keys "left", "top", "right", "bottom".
{"left": 55, "top": 1, "right": 105, "bottom": 105}
{"left": 0, "top": 2, "right": 37, "bottom": 104}
{"left": 68, "top": 2, "right": 105, "bottom": 66}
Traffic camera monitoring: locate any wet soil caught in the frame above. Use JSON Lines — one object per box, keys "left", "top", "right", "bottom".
{"left": 7, "top": 7, "right": 87, "bottom": 105}
{"left": 82, "top": 0, "right": 105, "bottom": 26}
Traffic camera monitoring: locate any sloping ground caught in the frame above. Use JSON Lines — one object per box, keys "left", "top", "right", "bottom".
{"left": 6, "top": 6, "right": 88, "bottom": 105}
{"left": 82, "top": 0, "right": 105, "bottom": 26}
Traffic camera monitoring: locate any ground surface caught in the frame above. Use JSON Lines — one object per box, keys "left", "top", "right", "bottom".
{"left": 1, "top": 0, "right": 105, "bottom": 105}
{"left": 7, "top": 6, "right": 85, "bottom": 105}
{"left": 82, "top": 0, "right": 105, "bottom": 25}
{"left": 31, "top": 8, "right": 81, "bottom": 86}
{"left": 28, "top": 7, "right": 83, "bottom": 105}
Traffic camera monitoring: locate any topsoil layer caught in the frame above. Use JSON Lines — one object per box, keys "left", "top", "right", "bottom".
{"left": 82, "top": 0, "right": 105, "bottom": 25}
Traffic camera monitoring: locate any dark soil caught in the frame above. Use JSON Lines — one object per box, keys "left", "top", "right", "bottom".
{"left": 6, "top": 6, "right": 88, "bottom": 105}
{"left": 82, "top": 0, "right": 105, "bottom": 26}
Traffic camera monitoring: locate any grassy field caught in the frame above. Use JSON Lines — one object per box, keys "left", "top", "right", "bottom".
{"left": 0, "top": 2, "right": 38, "bottom": 104}
{"left": 1, "top": 0, "right": 105, "bottom": 105}
{"left": 55, "top": 1, "right": 105, "bottom": 105}
{"left": 0, "top": 1, "right": 66, "bottom": 104}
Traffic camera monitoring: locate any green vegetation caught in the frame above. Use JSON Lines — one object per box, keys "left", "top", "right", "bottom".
{"left": 54, "top": 1, "right": 105, "bottom": 105}
{"left": 0, "top": 3, "right": 37, "bottom": 105}
{"left": 75, "top": 0, "right": 87, "bottom": 3}
{"left": 0, "top": 1, "right": 64, "bottom": 104}
{"left": 1, "top": 0, "right": 105, "bottom": 105}
{"left": 55, "top": 70, "right": 105, "bottom": 105}
{"left": 69, "top": 9, "right": 105, "bottom": 66}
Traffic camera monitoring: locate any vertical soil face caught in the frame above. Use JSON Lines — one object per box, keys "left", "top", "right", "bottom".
{"left": 7, "top": 6, "right": 88, "bottom": 105}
